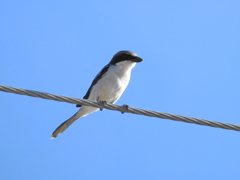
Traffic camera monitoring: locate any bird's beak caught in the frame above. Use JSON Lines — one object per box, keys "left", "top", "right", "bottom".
{"left": 132, "top": 57, "right": 143, "bottom": 63}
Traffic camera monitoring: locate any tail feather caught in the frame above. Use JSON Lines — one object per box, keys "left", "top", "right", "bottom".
{"left": 51, "top": 106, "right": 99, "bottom": 138}
{"left": 51, "top": 111, "right": 82, "bottom": 138}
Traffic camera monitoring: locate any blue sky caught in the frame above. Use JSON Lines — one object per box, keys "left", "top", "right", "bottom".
{"left": 1, "top": 1, "right": 240, "bottom": 179}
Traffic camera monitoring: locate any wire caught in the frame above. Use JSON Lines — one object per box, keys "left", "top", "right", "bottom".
{"left": 1, "top": 85, "right": 240, "bottom": 132}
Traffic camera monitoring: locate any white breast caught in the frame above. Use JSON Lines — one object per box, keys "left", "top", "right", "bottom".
{"left": 88, "top": 61, "right": 136, "bottom": 104}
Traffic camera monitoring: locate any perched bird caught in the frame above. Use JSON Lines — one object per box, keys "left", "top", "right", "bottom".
{"left": 51, "top": 50, "right": 143, "bottom": 138}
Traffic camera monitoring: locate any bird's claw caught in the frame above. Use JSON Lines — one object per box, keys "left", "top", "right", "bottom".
{"left": 99, "top": 101, "right": 107, "bottom": 111}
{"left": 121, "top": 104, "right": 129, "bottom": 114}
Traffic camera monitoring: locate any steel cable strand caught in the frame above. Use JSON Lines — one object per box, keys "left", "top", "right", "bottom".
{"left": 1, "top": 85, "right": 240, "bottom": 132}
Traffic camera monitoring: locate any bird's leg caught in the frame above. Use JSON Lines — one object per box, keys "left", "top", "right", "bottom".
{"left": 121, "top": 104, "right": 129, "bottom": 114}
{"left": 98, "top": 100, "right": 107, "bottom": 111}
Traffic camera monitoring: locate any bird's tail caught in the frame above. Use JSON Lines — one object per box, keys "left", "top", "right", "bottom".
{"left": 50, "top": 110, "right": 83, "bottom": 138}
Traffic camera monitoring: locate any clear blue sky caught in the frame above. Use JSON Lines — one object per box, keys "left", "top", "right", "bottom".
{"left": 1, "top": 1, "right": 240, "bottom": 179}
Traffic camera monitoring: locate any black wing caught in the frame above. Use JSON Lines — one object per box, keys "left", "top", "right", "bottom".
{"left": 76, "top": 64, "right": 110, "bottom": 107}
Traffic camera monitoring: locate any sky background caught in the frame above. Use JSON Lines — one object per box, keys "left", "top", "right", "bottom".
{"left": 1, "top": 1, "right": 240, "bottom": 179}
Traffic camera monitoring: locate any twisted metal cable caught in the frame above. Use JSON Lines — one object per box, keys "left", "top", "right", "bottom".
{"left": 1, "top": 85, "right": 240, "bottom": 132}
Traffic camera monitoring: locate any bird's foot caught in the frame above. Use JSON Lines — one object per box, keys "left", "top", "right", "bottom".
{"left": 76, "top": 104, "right": 81, "bottom": 107}
{"left": 121, "top": 104, "right": 129, "bottom": 114}
{"left": 98, "top": 101, "right": 107, "bottom": 111}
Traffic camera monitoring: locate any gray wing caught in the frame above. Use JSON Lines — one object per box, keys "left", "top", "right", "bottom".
{"left": 76, "top": 64, "right": 110, "bottom": 107}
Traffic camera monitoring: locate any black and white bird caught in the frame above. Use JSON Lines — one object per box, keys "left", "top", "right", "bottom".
{"left": 51, "top": 50, "right": 143, "bottom": 138}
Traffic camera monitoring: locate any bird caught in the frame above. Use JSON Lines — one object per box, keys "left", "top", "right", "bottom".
{"left": 51, "top": 50, "right": 143, "bottom": 138}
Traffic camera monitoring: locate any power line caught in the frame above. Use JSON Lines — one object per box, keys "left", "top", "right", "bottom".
{"left": 1, "top": 85, "right": 240, "bottom": 132}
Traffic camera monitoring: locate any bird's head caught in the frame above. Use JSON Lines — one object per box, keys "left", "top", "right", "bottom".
{"left": 110, "top": 50, "right": 143, "bottom": 65}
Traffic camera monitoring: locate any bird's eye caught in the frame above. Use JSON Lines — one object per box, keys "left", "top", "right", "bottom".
{"left": 123, "top": 54, "right": 129, "bottom": 59}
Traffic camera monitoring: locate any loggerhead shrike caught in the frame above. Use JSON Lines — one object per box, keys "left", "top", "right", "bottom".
{"left": 51, "top": 50, "right": 143, "bottom": 138}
